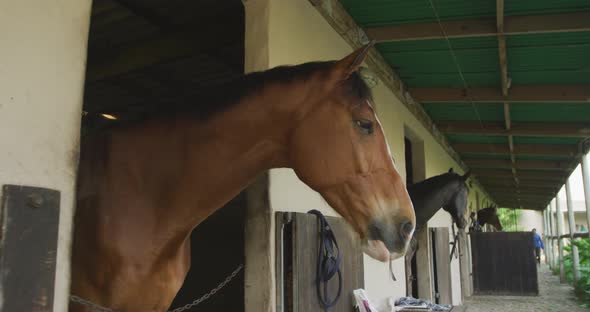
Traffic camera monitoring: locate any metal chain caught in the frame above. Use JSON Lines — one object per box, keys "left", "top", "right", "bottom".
{"left": 71, "top": 295, "right": 116, "bottom": 312}
{"left": 168, "top": 264, "right": 244, "bottom": 312}
{"left": 70, "top": 264, "right": 244, "bottom": 312}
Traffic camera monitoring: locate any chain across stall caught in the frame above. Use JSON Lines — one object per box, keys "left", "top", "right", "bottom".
{"left": 70, "top": 264, "right": 244, "bottom": 312}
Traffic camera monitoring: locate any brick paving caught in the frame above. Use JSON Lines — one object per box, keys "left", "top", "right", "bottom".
{"left": 455, "top": 265, "right": 590, "bottom": 312}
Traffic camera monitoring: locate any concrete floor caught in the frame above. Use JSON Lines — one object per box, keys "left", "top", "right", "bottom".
{"left": 455, "top": 265, "right": 590, "bottom": 312}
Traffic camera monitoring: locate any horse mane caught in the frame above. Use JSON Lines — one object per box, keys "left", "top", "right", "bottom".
{"left": 407, "top": 172, "right": 465, "bottom": 198}
{"left": 83, "top": 61, "right": 373, "bottom": 134}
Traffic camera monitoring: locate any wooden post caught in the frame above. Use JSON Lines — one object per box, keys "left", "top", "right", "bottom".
{"left": 243, "top": 1, "right": 274, "bottom": 312}
{"left": 582, "top": 153, "right": 590, "bottom": 239}
{"left": 555, "top": 195, "right": 567, "bottom": 283}
{"left": 566, "top": 179, "right": 581, "bottom": 282}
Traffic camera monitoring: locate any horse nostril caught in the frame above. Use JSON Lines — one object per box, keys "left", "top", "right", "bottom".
{"left": 400, "top": 220, "right": 414, "bottom": 239}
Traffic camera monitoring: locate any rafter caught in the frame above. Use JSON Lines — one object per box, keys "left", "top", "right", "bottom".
{"left": 411, "top": 85, "right": 590, "bottom": 102}
{"left": 365, "top": 11, "right": 590, "bottom": 42}
{"left": 486, "top": 186, "right": 558, "bottom": 195}
{"left": 453, "top": 143, "right": 578, "bottom": 157}
{"left": 481, "top": 178, "right": 564, "bottom": 188}
{"left": 437, "top": 121, "right": 590, "bottom": 138}
{"left": 473, "top": 169, "right": 566, "bottom": 180}
{"left": 465, "top": 159, "right": 574, "bottom": 171}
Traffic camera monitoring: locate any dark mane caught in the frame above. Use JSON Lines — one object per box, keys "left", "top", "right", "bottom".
{"left": 407, "top": 172, "right": 465, "bottom": 197}
{"left": 82, "top": 60, "right": 373, "bottom": 134}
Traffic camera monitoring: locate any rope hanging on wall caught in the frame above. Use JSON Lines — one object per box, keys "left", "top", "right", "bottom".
{"left": 307, "top": 209, "right": 342, "bottom": 312}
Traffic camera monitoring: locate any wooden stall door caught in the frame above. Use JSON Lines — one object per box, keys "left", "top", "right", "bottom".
{"left": 431, "top": 227, "right": 452, "bottom": 305}
{"left": 277, "top": 212, "right": 364, "bottom": 312}
{"left": 471, "top": 232, "right": 538, "bottom": 296}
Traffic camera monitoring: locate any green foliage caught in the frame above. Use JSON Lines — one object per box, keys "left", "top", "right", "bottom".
{"left": 497, "top": 208, "right": 522, "bottom": 231}
{"left": 563, "top": 238, "right": 590, "bottom": 307}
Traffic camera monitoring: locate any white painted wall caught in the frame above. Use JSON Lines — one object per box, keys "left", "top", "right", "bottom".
{"left": 0, "top": 0, "right": 92, "bottom": 310}
{"left": 264, "top": 0, "right": 494, "bottom": 307}
{"left": 519, "top": 210, "right": 544, "bottom": 233}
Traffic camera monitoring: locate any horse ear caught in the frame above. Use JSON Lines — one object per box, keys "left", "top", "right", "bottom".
{"left": 462, "top": 170, "right": 471, "bottom": 180}
{"left": 333, "top": 41, "right": 375, "bottom": 79}
{"left": 448, "top": 168, "right": 454, "bottom": 173}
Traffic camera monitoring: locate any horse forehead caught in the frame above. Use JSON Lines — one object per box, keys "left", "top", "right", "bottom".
{"left": 365, "top": 100, "right": 394, "bottom": 162}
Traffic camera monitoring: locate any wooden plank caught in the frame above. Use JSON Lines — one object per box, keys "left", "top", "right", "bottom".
{"left": 453, "top": 143, "right": 578, "bottom": 157}
{"left": 458, "top": 231, "right": 472, "bottom": 299}
{"left": 0, "top": 185, "right": 61, "bottom": 312}
{"left": 437, "top": 121, "right": 590, "bottom": 138}
{"left": 411, "top": 85, "right": 590, "bottom": 102}
{"left": 292, "top": 213, "right": 363, "bottom": 312}
{"left": 432, "top": 227, "right": 452, "bottom": 305}
{"left": 471, "top": 232, "right": 538, "bottom": 295}
{"left": 365, "top": 11, "right": 590, "bottom": 42}
{"left": 465, "top": 159, "right": 573, "bottom": 171}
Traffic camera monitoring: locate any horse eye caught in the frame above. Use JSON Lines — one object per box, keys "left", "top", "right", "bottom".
{"left": 354, "top": 119, "right": 374, "bottom": 135}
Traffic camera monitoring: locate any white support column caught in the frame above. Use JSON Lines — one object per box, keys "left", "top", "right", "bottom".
{"left": 549, "top": 201, "right": 556, "bottom": 270}
{"left": 544, "top": 208, "right": 552, "bottom": 266}
{"left": 0, "top": 1, "right": 91, "bottom": 311}
{"left": 566, "top": 180, "right": 581, "bottom": 282}
{"left": 555, "top": 195, "right": 566, "bottom": 283}
{"left": 582, "top": 153, "right": 590, "bottom": 238}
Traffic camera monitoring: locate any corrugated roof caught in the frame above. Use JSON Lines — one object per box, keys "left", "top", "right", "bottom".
{"left": 341, "top": 0, "right": 590, "bottom": 210}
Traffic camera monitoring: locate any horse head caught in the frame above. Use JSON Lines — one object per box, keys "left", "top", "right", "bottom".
{"left": 441, "top": 168, "right": 470, "bottom": 229}
{"left": 288, "top": 43, "right": 415, "bottom": 262}
{"left": 478, "top": 205, "right": 503, "bottom": 231}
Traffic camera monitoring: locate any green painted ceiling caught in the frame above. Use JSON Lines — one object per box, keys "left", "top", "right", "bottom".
{"left": 339, "top": 0, "right": 590, "bottom": 209}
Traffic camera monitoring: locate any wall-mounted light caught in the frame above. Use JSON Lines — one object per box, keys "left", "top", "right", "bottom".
{"left": 101, "top": 113, "right": 117, "bottom": 120}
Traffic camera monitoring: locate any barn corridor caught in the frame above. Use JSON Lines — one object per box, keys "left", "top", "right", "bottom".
{"left": 456, "top": 265, "right": 589, "bottom": 312}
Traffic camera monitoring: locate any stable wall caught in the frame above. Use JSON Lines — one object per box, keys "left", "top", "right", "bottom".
{"left": 262, "top": 0, "right": 494, "bottom": 308}
{"left": 0, "top": 0, "right": 92, "bottom": 311}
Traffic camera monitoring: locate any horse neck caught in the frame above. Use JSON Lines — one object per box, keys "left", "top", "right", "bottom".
{"left": 409, "top": 176, "right": 458, "bottom": 228}
{"left": 136, "top": 82, "right": 306, "bottom": 235}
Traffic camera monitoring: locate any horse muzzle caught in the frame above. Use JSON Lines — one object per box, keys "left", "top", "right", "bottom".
{"left": 363, "top": 218, "right": 414, "bottom": 262}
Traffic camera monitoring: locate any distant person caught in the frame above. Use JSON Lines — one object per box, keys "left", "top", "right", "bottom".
{"left": 532, "top": 228, "right": 544, "bottom": 264}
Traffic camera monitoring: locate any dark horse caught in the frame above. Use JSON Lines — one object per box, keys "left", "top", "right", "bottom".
{"left": 404, "top": 168, "right": 471, "bottom": 295}
{"left": 472, "top": 205, "right": 503, "bottom": 231}
{"left": 70, "top": 44, "right": 416, "bottom": 311}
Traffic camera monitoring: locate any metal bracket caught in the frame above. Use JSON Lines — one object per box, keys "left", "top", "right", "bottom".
{"left": 0, "top": 184, "right": 61, "bottom": 312}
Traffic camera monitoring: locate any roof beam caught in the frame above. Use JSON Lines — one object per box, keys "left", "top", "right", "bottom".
{"left": 437, "top": 121, "right": 590, "bottom": 138}
{"left": 487, "top": 186, "right": 558, "bottom": 194}
{"left": 496, "top": 0, "right": 519, "bottom": 186}
{"left": 453, "top": 143, "right": 579, "bottom": 157}
{"left": 473, "top": 169, "right": 566, "bottom": 180}
{"left": 411, "top": 85, "right": 590, "bottom": 102}
{"left": 365, "top": 11, "right": 590, "bottom": 42}
{"left": 465, "top": 159, "right": 574, "bottom": 171}
{"left": 481, "top": 178, "right": 563, "bottom": 187}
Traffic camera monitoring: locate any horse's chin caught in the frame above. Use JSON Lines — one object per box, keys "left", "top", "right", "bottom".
{"left": 362, "top": 240, "right": 403, "bottom": 262}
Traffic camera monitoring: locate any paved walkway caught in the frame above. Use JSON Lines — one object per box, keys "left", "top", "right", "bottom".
{"left": 455, "top": 265, "right": 589, "bottom": 312}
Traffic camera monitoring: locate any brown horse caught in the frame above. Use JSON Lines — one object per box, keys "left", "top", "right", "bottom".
{"left": 70, "top": 44, "right": 416, "bottom": 312}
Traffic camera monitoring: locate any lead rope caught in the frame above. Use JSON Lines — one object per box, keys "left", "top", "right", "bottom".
{"left": 307, "top": 209, "right": 342, "bottom": 312}
{"left": 70, "top": 263, "right": 243, "bottom": 312}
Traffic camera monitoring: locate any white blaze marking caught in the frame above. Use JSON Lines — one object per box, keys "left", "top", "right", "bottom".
{"left": 366, "top": 100, "right": 396, "bottom": 168}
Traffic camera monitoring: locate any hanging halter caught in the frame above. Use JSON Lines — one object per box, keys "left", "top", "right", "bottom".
{"left": 307, "top": 210, "right": 342, "bottom": 312}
